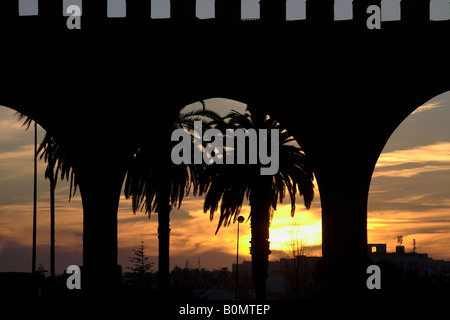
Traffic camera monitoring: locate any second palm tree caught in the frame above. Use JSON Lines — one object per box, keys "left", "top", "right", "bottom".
{"left": 200, "top": 106, "right": 315, "bottom": 300}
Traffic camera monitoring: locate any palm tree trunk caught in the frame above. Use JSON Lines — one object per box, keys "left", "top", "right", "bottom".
{"left": 157, "top": 142, "right": 172, "bottom": 299}
{"left": 249, "top": 182, "right": 273, "bottom": 300}
{"left": 157, "top": 195, "right": 171, "bottom": 299}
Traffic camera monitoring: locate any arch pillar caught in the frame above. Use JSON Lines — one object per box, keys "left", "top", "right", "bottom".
{"left": 62, "top": 101, "right": 137, "bottom": 297}
{"left": 314, "top": 151, "right": 375, "bottom": 298}
{"left": 76, "top": 155, "right": 126, "bottom": 297}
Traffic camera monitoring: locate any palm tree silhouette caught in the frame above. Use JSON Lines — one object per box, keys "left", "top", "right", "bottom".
{"left": 18, "top": 114, "right": 77, "bottom": 285}
{"left": 20, "top": 111, "right": 203, "bottom": 298}
{"left": 123, "top": 109, "right": 203, "bottom": 297}
{"left": 199, "top": 106, "right": 315, "bottom": 300}
{"left": 37, "top": 133, "right": 77, "bottom": 281}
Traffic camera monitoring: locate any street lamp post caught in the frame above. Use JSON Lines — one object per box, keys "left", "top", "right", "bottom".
{"left": 32, "top": 121, "right": 37, "bottom": 273}
{"left": 235, "top": 215, "right": 245, "bottom": 300}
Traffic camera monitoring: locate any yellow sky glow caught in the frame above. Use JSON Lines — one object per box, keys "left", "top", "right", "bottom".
{"left": 3, "top": 96, "right": 450, "bottom": 272}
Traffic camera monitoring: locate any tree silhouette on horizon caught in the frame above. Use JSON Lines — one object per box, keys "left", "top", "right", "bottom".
{"left": 126, "top": 239, "right": 154, "bottom": 285}
{"left": 198, "top": 105, "right": 315, "bottom": 300}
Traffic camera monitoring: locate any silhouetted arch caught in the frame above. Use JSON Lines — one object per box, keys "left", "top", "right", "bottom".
{"left": 379, "top": 86, "right": 450, "bottom": 151}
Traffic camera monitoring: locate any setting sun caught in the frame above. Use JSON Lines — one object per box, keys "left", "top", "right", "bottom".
{"left": 267, "top": 207, "right": 322, "bottom": 258}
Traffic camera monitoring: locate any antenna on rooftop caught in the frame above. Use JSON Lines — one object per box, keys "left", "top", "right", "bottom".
{"left": 413, "top": 239, "right": 416, "bottom": 253}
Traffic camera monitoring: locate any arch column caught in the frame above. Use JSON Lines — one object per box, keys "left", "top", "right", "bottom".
{"left": 64, "top": 105, "right": 134, "bottom": 297}
{"left": 278, "top": 98, "right": 385, "bottom": 297}
{"left": 76, "top": 156, "right": 126, "bottom": 296}
{"left": 314, "top": 151, "right": 375, "bottom": 298}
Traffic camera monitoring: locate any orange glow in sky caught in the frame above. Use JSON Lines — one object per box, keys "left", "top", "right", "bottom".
{"left": 3, "top": 94, "right": 450, "bottom": 273}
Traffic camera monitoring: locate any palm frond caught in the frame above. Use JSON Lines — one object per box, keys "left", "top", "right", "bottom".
{"left": 37, "top": 133, "right": 78, "bottom": 200}
{"left": 16, "top": 113, "right": 78, "bottom": 200}
{"left": 198, "top": 104, "right": 315, "bottom": 233}
{"left": 124, "top": 108, "right": 212, "bottom": 217}
{"left": 16, "top": 112, "right": 34, "bottom": 130}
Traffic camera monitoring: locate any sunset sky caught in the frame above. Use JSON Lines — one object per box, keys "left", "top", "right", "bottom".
{"left": 2, "top": 0, "right": 450, "bottom": 274}
{"left": 0, "top": 98, "right": 322, "bottom": 273}
{"left": 2, "top": 91, "right": 450, "bottom": 274}
{"left": 368, "top": 92, "right": 450, "bottom": 261}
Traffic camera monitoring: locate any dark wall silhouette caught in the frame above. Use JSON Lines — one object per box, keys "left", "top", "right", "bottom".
{"left": 215, "top": 0, "right": 241, "bottom": 22}
{"left": 306, "top": 0, "right": 334, "bottom": 22}
{"left": 127, "top": 0, "right": 152, "bottom": 19}
{"left": 401, "top": 0, "right": 430, "bottom": 23}
{"left": 171, "top": 0, "right": 197, "bottom": 21}
{"left": 260, "top": 0, "right": 287, "bottom": 22}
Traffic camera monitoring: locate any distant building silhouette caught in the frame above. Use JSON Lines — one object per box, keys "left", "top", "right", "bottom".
{"left": 367, "top": 243, "right": 387, "bottom": 254}
{"left": 233, "top": 257, "right": 322, "bottom": 299}
{"left": 368, "top": 243, "right": 450, "bottom": 278}
{"left": 395, "top": 245, "right": 405, "bottom": 254}
{"left": 0, "top": 272, "right": 45, "bottom": 301}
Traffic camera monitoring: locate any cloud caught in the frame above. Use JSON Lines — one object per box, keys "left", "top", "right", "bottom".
{"left": 410, "top": 102, "right": 443, "bottom": 115}
{"left": 369, "top": 133, "right": 450, "bottom": 261}
{"left": 373, "top": 164, "right": 450, "bottom": 178}
{"left": 384, "top": 194, "right": 431, "bottom": 204}
{"left": 0, "top": 107, "right": 46, "bottom": 149}
{"left": 0, "top": 145, "right": 34, "bottom": 180}
{"left": 372, "top": 142, "right": 450, "bottom": 181}
{"left": 375, "top": 141, "right": 450, "bottom": 168}
{"left": 0, "top": 189, "right": 83, "bottom": 253}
